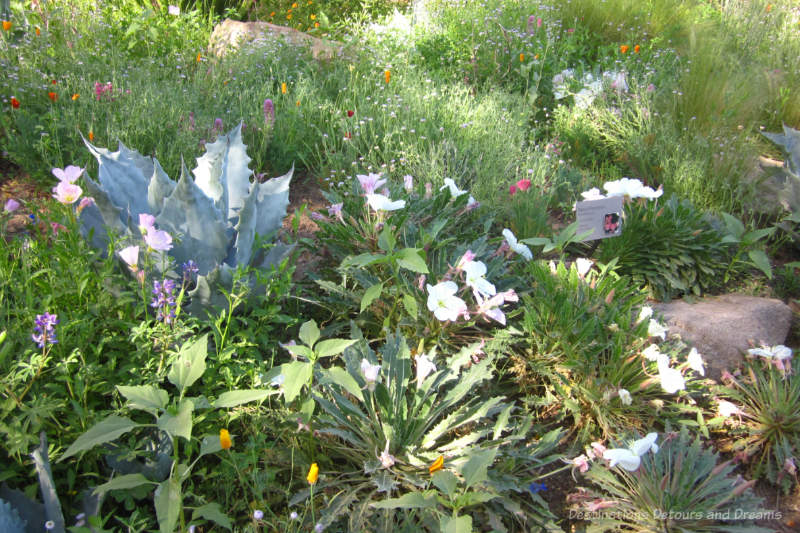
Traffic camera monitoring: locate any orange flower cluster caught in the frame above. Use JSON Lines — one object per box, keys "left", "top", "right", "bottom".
{"left": 2, "top": 20, "right": 11, "bottom": 31}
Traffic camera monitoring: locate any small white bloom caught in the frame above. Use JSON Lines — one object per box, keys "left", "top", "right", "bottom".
{"left": 379, "top": 439, "right": 396, "bottom": 469}
{"left": 366, "top": 193, "right": 406, "bottom": 211}
{"left": 415, "top": 353, "right": 437, "bottom": 388}
{"left": 657, "top": 363, "right": 686, "bottom": 394}
{"left": 168, "top": 4, "right": 180, "bottom": 15}
{"left": 502, "top": 228, "right": 533, "bottom": 260}
{"left": 575, "top": 258, "right": 593, "bottom": 278}
{"left": 631, "top": 433, "right": 659, "bottom": 456}
{"left": 718, "top": 400, "right": 743, "bottom": 418}
{"left": 748, "top": 345, "right": 793, "bottom": 360}
{"left": 118, "top": 245, "right": 140, "bottom": 270}
{"left": 440, "top": 177, "right": 468, "bottom": 198}
{"left": 642, "top": 344, "right": 661, "bottom": 361}
{"left": 360, "top": 358, "right": 381, "bottom": 390}
{"left": 426, "top": 281, "right": 468, "bottom": 322}
{"left": 686, "top": 348, "right": 705, "bottom": 376}
{"left": 462, "top": 260, "right": 496, "bottom": 297}
{"left": 603, "top": 448, "right": 641, "bottom": 471}
{"left": 636, "top": 306, "right": 653, "bottom": 324}
{"left": 618, "top": 388, "right": 632, "bottom": 405}
{"left": 648, "top": 319, "right": 668, "bottom": 340}
{"left": 580, "top": 187, "right": 605, "bottom": 201}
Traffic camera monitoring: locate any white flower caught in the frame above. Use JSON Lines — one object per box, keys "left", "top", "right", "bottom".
{"left": 618, "top": 388, "right": 632, "bottom": 406}
{"left": 462, "top": 260, "right": 496, "bottom": 297}
{"left": 466, "top": 195, "right": 479, "bottom": 208}
{"left": 440, "top": 178, "right": 468, "bottom": 198}
{"left": 378, "top": 439, "right": 396, "bottom": 469}
{"left": 52, "top": 165, "right": 85, "bottom": 183}
{"left": 118, "top": 246, "right": 139, "bottom": 270}
{"left": 403, "top": 174, "right": 414, "bottom": 192}
{"left": 718, "top": 400, "right": 743, "bottom": 418}
{"left": 686, "top": 348, "right": 705, "bottom": 376}
{"left": 574, "top": 87, "right": 597, "bottom": 109}
{"left": 631, "top": 433, "right": 659, "bottom": 456}
{"left": 604, "top": 177, "right": 663, "bottom": 200}
{"left": 167, "top": 4, "right": 180, "bottom": 15}
{"left": 575, "top": 258, "right": 593, "bottom": 278}
{"left": 360, "top": 358, "right": 381, "bottom": 390}
{"left": 642, "top": 344, "right": 661, "bottom": 361}
{"left": 603, "top": 432, "right": 659, "bottom": 472}
{"left": 638, "top": 186, "right": 663, "bottom": 200}
{"left": 502, "top": 229, "right": 533, "bottom": 260}
{"left": 636, "top": 306, "right": 653, "bottom": 324}
{"left": 357, "top": 173, "right": 387, "bottom": 194}
{"left": 415, "top": 353, "right": 437, "bottom": 388}
{"left": 657, "top": 359, "right": 686, "bottom": 394}
{"left": 747, "top": 345, "right": 793, "bottom": 361}
{"left": 366, "top": 193, "right": 405, "bottom": 212}
{"left": 580, "top": 187, "right": 606, "bottom": 201}
{"left": 648, "top": 319, "right": 668, "bottom": 340}
{"left": 426, "top": 281, "right": 468, "bottom": 322}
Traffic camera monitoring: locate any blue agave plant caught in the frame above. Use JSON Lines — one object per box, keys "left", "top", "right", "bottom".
{"left": 79, "top": 122, "right": 293, "bottom": 314}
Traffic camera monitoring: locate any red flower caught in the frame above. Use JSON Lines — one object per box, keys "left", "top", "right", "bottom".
{"left": 48, "top": 91, "right": 57, "bottom": 102}
{"left": 10, "top": 97, "right": 20, "bottom": 108}
{"left": 347, "top": 110, "right": 354, "bottom": 117}
{"left": 516, "top": 179, "right": 531, "bottom": 191}
{"left": 51, "top": 79, "right": 57, "bottom": 85}
{"left": 509, "top": 184, "right": 517, "bottom": 196}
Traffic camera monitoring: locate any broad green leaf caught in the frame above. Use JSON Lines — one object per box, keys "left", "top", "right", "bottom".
{"left": 360, "top": 283, "right": 383, "bottom": 313}
{"left": 441, "top": 514, "right": 472, "bottom": 533}
{"left": 395, "top": 248, "right": 429, "bottom": 273}
{"left": 59, "top": 416, "right": 141, "bottom": 462}
{"left": 377, "top": 226, "right": 396, "bottom": 252}
{"left": 721, "top": 212, "right": 745, "bottom": 238}
{"left": 94, "top": 473, "right": 156, "bottom": 495}
{"left": 213, "top": 389, "right": 269, "bottom": 408}
{"left": 157, "top": 399, "right": 194, "bottom": 441}
{"left": 192, "top": 502, "right": 232, "bottom": 530}
{"left": 320, "top": 367, "right": 364, "bottom": 402}
{"left": 315, "top": 338, "right": 358, "bottom": 358}
{"left": 519, "top": 237, "right": 551, "bottom": 246}
{"left": 168, "top": 334, "right": 208, "bottom": 396}
{"left": 284, "top": 344, "right": 314, "bottom": 360}
{"left": 431, "top": 470, "right": 459, "bottom": 497}
{"left": 154, "top": 478, "right": 182, "bottom": 533}
{"left": 341, "top": 253, "right": 386, "bottom": 268}
{"left": 402, "top": 293, "right": 418, "bottom": 318}
{"left": 298, "top": 320, "right": 320, "bottom": 348}
{"left": 116, "top": 385, "right": 169, "bottom": 415}
{"left": 459, "top": 448, "right": 497, "bottom": 489}
{"left": 743, "top": 227, "right": 775, "bottom": 244}
{"left": 371, "top": 491, "right": 437, "bottom": 509}
{"left": 493, "top": 404, "right": 514, "bottom": 440}
{"left": 198, "top": 434, "right": 223, "bottom": 458}
{"left": 748, "top": 250, "right": 773, "bottom": 279}
{"left": 281, "top": 361, "right": 313, "bottom": 403}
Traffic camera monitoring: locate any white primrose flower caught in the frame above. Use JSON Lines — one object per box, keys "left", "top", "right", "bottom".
{"left": 642, "top": 343, "right": 661, "bottom": 361}
{"left": 474, "top": 289, "right": 517, "bottom": 326}
{"left": 426, "top": 281, "right": 468, "bottom": 322}
{"left": 440, "top": 177, "right": 468, "bottom": 198}
{"left": 462, "top": 260, "right": 496, "bottom": 297}
{"left": 575, "top": 258, "right": 594, "bottom": 278}
{"left": 648, "top": 319, "right": 668, "bottom": 340}
{"left": 686, "top": 348, "right": 705, "bottom": 376}
{"left": 603, "top": 432, "right": 659, "bottom": 472}
{"left": 580, "top": 187, "right": 606, "bottom": 201}
{"left": 718, "top": 400, "right": 743, "bottom": 418}
{"left": 657, "top": 357, "right": 686, "bottom": 394}
{"left": 618, "top": 388, "right": 632, "bottom": 406}
{"left": 747, "top": 345, "right": 793, "bottom": 361}
{"left": 378, "top": 439, "right": 396, "bottom": 469}
{"left": 415, "top": 353, "right": 437, "bottom": 388}
{"left": 502, "top": 228, "right": 533, "bottom": 260}
{"left": 360, "top": 358, "right": 381, "bottom": 391}
{"left": 366, "top": 193, "right": 406, "bottom": 212}
{"left": 636, "top": 306, "right": 653, "bottom": 324}
{"left": 357, "top": 173, "right": 387, "bottom": 194}
{"left": 604, "top": 177, "right": 663, "bottom": 200}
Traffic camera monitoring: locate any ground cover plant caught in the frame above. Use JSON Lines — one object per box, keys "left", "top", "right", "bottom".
{"left": 1, "top": 0, "right": 799, "bottom": 531}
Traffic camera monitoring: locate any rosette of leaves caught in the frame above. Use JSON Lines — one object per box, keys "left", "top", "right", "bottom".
{"left": 712, "top": 358, "right": 800, "bottom": 494}
{"left": 303, "top": 330, "right": 563, "bottom": 532}
{"left": 79, "top": 122, "right": 293, "bottom": 315}
{"left": 596, "top": 195, "right": 729, "bottom": 301}
{"left": 502, "top": 259, "right": 705, "bottom": 442}
{"left": 577, "top": 427, "right": 771, "bottom": 533}
{"left": 761, "top": 124, "right": 800, "bottom": 246}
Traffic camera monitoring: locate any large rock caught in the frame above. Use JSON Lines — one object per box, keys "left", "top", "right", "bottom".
{"left": 653, "top": 294, "right": 793, "bottom": 381}
{"left": 208, "top": 19, "right": 344, "bottom": 60}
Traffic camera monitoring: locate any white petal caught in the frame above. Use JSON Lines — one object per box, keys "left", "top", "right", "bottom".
{"left": 642, "top": 344, "right": 661, "bottom": 361}
{"left": 630, "top": 433, "right": 658, "bottom": 456}
{"left": 603, "top": 449, "right": 641, "bottom": 471}
{"left": 687, "top": 348, "right": 705, "bottom": 376}
{"left": 658, "top": 366, "right": 686, "bottom": 394}
{"left": 648, "top": 319, "right": 668, "bottom": 340}
{"left": 575, "top": 258, "right": 593, "bottom": 277}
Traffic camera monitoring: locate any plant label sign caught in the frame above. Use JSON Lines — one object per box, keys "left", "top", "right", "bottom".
{"left": 575, "top": 196, "right": 624, "bottom": 241}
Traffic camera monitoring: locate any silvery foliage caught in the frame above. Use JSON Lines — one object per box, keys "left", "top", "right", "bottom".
{"left": 762, "top": 124, "right": 800, "bottom": 221}
{"left": 79, "top": 122, "right": 293, "bottom": 315}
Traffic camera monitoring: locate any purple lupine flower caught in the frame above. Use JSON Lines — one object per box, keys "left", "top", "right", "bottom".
{"left": 263, "top": 98, "right": 275, "bottom": 126}
{"left": 151, "top": 279, "right": 177, "bottom": 324}
{"left": 32, "top": 313, "right": 59, "bottom": 348}
{"left": 182, "top": 260, "right": 199, "bottom": 283}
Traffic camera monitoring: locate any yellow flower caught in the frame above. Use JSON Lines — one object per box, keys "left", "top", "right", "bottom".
{"left": 2, "top": 21, "right": 11, "bottom": 31}
{"left": 384, "top": 69, "right": 391, "bottom": 84}
{"left": 296, "top": 100, "right": 300, "bottom": 106}
{"left": 71, "top": 93, "right": 79, "bottom": 101}
{"left": 519, "top": 53, "right": 524, "bottom": 62}
{"left": 310, "top": 14, "right": 316, "bottom": 20}
{"left": 314, "top": 22, "right": 320, "bottom": 28}
{"left": 292, "top": 2, "right": 298, "bottom": 7}
{"left": 281, "top": 82, "right": 287, "bottom": 94}
{"left": 307, "top": 462, "right": 319, "bottom": 484}
{"left": 220, "top": 429, "right": 232, "bottom": 450}
{"left": 429, "top": 455, "right": 444, "bottom": 474}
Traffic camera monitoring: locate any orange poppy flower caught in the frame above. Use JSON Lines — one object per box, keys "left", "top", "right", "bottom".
{"left": 519, "top": 53, "right": 524, "bottom": 62}
{"left": 51, "top": 79, "right": 57, "bottom": 85}
{"left": 766, "top": 4, "right": 772, "bottom": 12}
{"left": 71, "top": 93, "right": 79, "bottom": 100}
{"left": 270, "top": 11, "right": 275, "bottom": 17}
{"left": 10, "top": 97, "right": 20, "bottom": 109}
{"left": 307, "top": 462, "right": 319, "bottom": 484}
{"left": 287, "top": 13, "right": 292, "bottom": 20}
{"left": 35, "top": 26, "right": 40, "bottom": 36}
{"left": 429, "top": 455, "right": 444, "bottom": 474}
{"left": 620, "top": 45, "right": 629, "bottom": 54}
{"left": 220, "top": 429, "right": 232, "bottom": 450}
{"left": 281, "top": 82, "right": 287, "bottom": 94}
{"left": 292, "top": 2, "right": 298, "bottom": 8}
{"left": 384, "top": 69, "right": 391, "bottom": 84}
{"left": 88, "top": 130, "right": 94, "bottom": 142}
{"left": 314, "top": 22, "right": 319, "bottom": 28}
{"left": 296, "top": 100, "right": 300, "bottom": 106}
{"left": 634, "top": 45, "right": 640, "bottom": 53}
{"left": 2, "top": 21, "right": 11, "bottom": 31}
{"left": 48, "top": 92, "right": 57, "bottom": 102}
{"left": 534, "top": 53, "right": 540, "bottom": 59}
{"left": 196, "top": 52, "right": 202, "bottom": 63}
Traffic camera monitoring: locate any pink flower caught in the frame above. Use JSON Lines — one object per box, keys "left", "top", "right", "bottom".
{"left": 52, "top": 165, "right": 84, "bottom": 183}
{"left": 572, "top": 454, "right": 590, "bottom": 473}
{"left": 52, "top": 181, "right": 82, "bottom": 204}
{"left": 646, "top": 83, "right": 656, "bottom": 92}
{"left": 586, "top": 499, "right": 616, "bottom": 512}
{"left": 516, "top": 179, "right": 531, "bottom": 191}
{"left": 455, "top": 250, "right": 476, "bottom": 271}
{"left": 328, "top": 202, "right": 343, "bottom": 221}
{"left": 119, "top": 245, "right": 140, "bottom": 271}
{"left": 537, "top": 17, "right": 543, "bottom": 28}
{"left": 356, "top": 173, "right": 387, "bottom": 195}
{"left": 263, "top": 99, "right": 275, "bottom": 125}
{"left": 144, "top": 228, "right": 173, "bottom": 251}
{"left": 213, "top": 118, "right": 223, "bottom": 132}
{"left": 77, "top": 196, "right": 95, "bottom": 214}
{"left": 403, "top": 174, "right": 413, "bottom": 192}
{"left": 4, "top": 198, "right": 20, "bottom": 212}
{"left": 566, "top": 28, "right": 574, "bottom": 33}
{"left": 509, "top": 184, "right": 517, "bottom": 196}
{"left": 590, "top": 441, "right": 607, "bottom": 457}
{"left": 49, "top": 222, "right": 67, "bottom": 235}
{"left": 94, "top": 81, "right": 113, "bottom": 100}
{"left": 139, "top": 213, "right": 156, "bottom": 234}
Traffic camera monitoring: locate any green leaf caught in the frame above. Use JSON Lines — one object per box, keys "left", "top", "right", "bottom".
{"left": 116, "top": 385, "right": 169, "bottom": 415}
{"left": 212, "top": 389, "right": 269, "bottom": 408}
{"left": 371, "top": 491, "right": 438, "bottom": 509}
{"left": 360, "top": 282, "right": 383, "bottom": 313}
{"left": 168, "top": 334, "right": 208, "bottom": 396}
{"left": 316, "top": 338, "right": 358, "bottom": 358}
{"left": 459, "top": 448, "right": 497, "bottom": 489}
{"left": 320, "top": 367, "right": 364, "bottom": 402}
{"left": 402, "top": 293, "right": 418, "bottom": 318}
{"left": 192, "top": 502, "right": 232, "bottom": 530}
{"left": 281, "top": 361, "right": 313, "bottom": 403}
{"left": 298, "top": 320, "right": 320, "bottom": 348}
{"left": 721, "top": 212, "right": 745, "bottom": 238}
{"left": 377, "top": 225, "right": 396, "bottom": 252}
{"left": 198, "top": 434, "right": 223, "bottom": 458}
{"left": 59, "top": 416, "right": 141, "bottom": 462}
{"left": 748, "top": 249, "right": 773, "bottom": 279}
{"left": 341, "top": 253, "right": 387, "bottom": 268}
{"left": 395, "top": 248, "right": 429, "bottom": 273}
{"left": 157, "top": 399, "right": 194, "bottom": 441}
{"left": 284, "top": 344, "right": 314, "bottom": 360}
{"left": 94, "top": 473, "right": 156, "bottom": 495}
{"left": 431, "top": 470, "right": 459, "bottom": 497}
{"left": 154, "top": 478, "right": 182, "bottom": 533}
{"left": 441, "top": 514, "right": 472, "bottom": 533}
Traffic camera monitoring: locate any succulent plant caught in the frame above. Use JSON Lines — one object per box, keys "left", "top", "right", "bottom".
{"left": 762, "top": 124, "right": 800, "bottom": 244}
{"left": 79, "top": 122, "right": 293, "bottom": 315}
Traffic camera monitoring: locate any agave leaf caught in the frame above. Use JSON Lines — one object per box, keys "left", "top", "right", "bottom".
{"left": 147, "top": 158, "right": 176, "bottom": 217}
{"left": 232, "top": 186, "right": 257, "bottom": 267}
{"left": 251, "top": 164, "right": 293, "bottom": 240}
{"left": 84, "top": 138, "right": 151, "bottom": 223}
{"left": 762, "top": 124, "right": 800, "bottom": 174}
{"left": 79, "top": 173, "right": 127, "bottom": 250}
{"left": 156, "top": 161, "right": 229, "bottom": 274}
{"left": 186, "top": 265, "right": 234, "bottom": 317}
{"left": 219, "top": 122, "right": 253, "bottom": 221}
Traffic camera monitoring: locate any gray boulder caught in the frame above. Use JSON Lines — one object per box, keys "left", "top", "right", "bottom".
{"left": 653, "top": 294, "right": 793, "bottom": 381}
